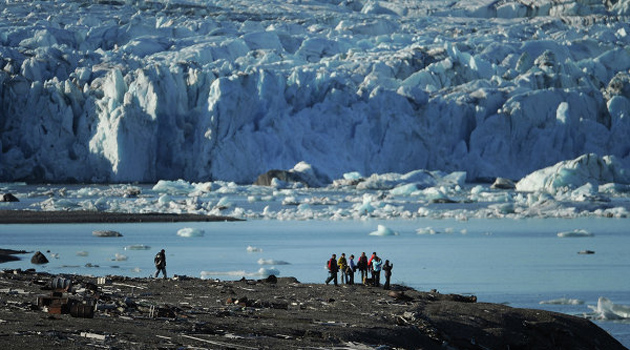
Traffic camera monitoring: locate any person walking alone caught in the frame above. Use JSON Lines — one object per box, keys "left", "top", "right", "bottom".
{"left": 154, "top": 249, "right": 167, "bottom": 279}
{"left": 325, "top": 254, "right": 339, "bottom": 286}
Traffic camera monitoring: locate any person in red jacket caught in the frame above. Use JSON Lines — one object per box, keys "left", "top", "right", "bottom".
{"left": 325, "top": 254, "right": 338, "bottom": 285}
{"left": 367, "top": 252, "right": 376, "bottom": 282}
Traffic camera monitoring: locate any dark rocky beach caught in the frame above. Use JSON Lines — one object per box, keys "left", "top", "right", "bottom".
{"left": 0, "top": 267, "right": 626, "bottom": 350}
{"left": 0, "top": 210, "right": 627, "bottom": 349}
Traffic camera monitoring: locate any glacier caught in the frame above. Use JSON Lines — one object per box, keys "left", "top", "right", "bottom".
{"left": 1, "top": 0, "right": 630, "bottom": 184}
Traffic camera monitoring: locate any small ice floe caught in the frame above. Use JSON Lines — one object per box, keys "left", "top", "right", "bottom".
{"left": 578, "top": 250, "right": 595, "bottom": 255}
{"left": 201, "top": 270, "right": 247, "bottom": 278}
{"left": 50, "top": 253, "right": 60, "bottom": 259}
{"left": 258, "top": 258, "right": 290, "bottom": 265}
{"left": 369, "top": 224, "right": 399, "bottom": 236}
{"left": 131, "top": 267, "right": 142, "bottom": 273}
{"left": 92, "top": 230, "right": 123, "bottom": 237}
{"left": 557, "top": 229, "right": 594, "bottom": 238}
{"left": 416, "top": 226, "right": 438, "bottom": 235}
{"left": 247, "top": 246, "right": 263, "bottom": 253}
{"left": 539, "top": 297, "right": 584, "bottom": 305}
{"left": 589, "top": 297, "right": 630, "bottom": 320}
{"left": 76, "top": 251, "right": 89, "bottom": 257}
{"left": 124, "top": 244, "right": 151, "bottom": 250}
{"left": 257, "top": 267, "right": 280, "bottom": 277}
{"left": 200, "top": 267, "right": 280, "bottom": 279}
{"left": 177, "top": 227, "right": 205, "bottom": 237}
{"left": 112, "top": 253, "right": 128, "bottom": 261}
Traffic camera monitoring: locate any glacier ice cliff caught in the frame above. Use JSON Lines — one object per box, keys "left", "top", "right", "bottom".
{"left": 1, "top": 0, "right": 630, "bottom": 183}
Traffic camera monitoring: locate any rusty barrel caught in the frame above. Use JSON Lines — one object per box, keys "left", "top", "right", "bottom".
{"left": 51, "top": 277, "right": 72, "bottom": 291}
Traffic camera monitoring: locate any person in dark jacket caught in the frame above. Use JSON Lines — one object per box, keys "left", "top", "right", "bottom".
{"left": 357, "top": 252, "right": 368, "bottom": 283}
{"left": 325, "top": 254, "right": 338, "bottom": 285}
{"left": 382, "top": 260, "right": 393, "bottom": 290}
{"left": 154, "top": 249, "right": 167, "bottom": 279}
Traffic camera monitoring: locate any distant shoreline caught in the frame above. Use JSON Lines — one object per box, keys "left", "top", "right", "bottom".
{"left": 0, "top": 210, "right": 242, "bottom": 224}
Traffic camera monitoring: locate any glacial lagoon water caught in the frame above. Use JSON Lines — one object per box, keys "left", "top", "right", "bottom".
{"left": 2, "top": 217, "right": 630, "bottom": 346}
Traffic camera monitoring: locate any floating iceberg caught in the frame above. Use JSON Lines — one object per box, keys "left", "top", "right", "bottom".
{"left": 369, "top": 225, "right": 399, "bottom": 236}
{"left": 200, "top": 267, "right": 280, "bottom": 279}
{"left": 112, "top": 253, "right": 128, "bottom": 261}
{"left": 539, "top": 298, "right": 584, "bottom": 305}
{"left": 92, "top": 230, "right": 123, "bottom": 237}
{"left": 177, "top": 228, "right": 205, "bottom": 237}
{"left": 557, "top": 229, "right": 594, "bottom": 238}
{"left": 258, "top": 258, "right": 290, "bottom": 265}
{"left": 416, "top": 227, "right": 438, "bottom": 235}
{"left": 124, "top": 245, "right": 151, "bottom": 250}
{"left": 247, "top": 246, "right": 263, "bottom": 253}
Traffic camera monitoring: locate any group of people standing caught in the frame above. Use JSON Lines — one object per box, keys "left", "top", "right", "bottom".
{"left": 325, "top": 252, "right": 393, "bottom": 289}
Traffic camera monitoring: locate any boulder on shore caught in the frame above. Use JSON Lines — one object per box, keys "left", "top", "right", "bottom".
{"left": 30, "top": 251, "right": 49, "bottom": 264}
{"left": 0, "top": 193, "right": 19, "bottom": 202}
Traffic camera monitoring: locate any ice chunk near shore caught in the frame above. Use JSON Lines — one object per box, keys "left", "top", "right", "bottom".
{"left": 247, "top": 246, "right": 263, "bottom": 253}
{"left": 416, "top": 227, "right": 438, "bottom": 235}
{"left": 557, "top": 229, "right": 594, "bottom": 238}
{"left": 369, "top": 224, "right": 399, "bottom": 236}
{"left": 256, "top": 267, "right": 280, "bottom": 277}
{"left": 124, "top": 244, "right": 151, "bottom": 250}
{"left": 540, "top": 297, "right": 584, "bottom": 305}
{"left": 200, "top": 267, "right": 280, "bottom": 279}
{"left": 112, "top": 253, "right": 128, "bottom": 261}
{"left": 516, "top": 154, "right": 630, "bottom": 194}
{"left": 589, "top": 297, "right": 630, "bottom": 320}
{"left": 177, "top": 227, "right": 205, "bottom": 237}
{"left": 258, "top": 258, "right": 290, "bottom": 265}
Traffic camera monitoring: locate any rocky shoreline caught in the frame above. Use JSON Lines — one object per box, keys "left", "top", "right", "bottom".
{"left": 0, "top": 210, "right": 241, "bottom": 224}
{"left": 0, "top": 269, "right": 626, "bottom": 350}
